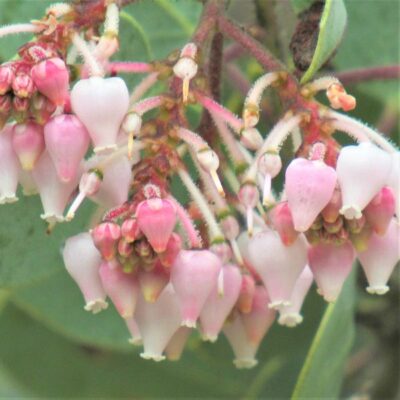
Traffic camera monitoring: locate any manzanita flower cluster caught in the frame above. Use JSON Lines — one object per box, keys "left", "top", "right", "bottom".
{"left": 0, "top": 1, "right": 398, "bottom": 369}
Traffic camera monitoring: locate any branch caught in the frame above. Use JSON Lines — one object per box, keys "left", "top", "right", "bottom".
{"left": 191, "top": 0, "right": 221, "bottom": 46}
{"left": 334, "top": 65, "right": 400, "bottom": 85}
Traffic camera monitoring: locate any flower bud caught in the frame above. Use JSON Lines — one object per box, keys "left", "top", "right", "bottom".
{"left": 91, "top": 222, "right": 121, "bottom": 261}
{"left": 364, "top": 186, "right": 396, "bottom": 236}
{"left": 0, "top": 64, "right": 14, "bottom": 95}
{"left": 321, "top": 186, "right": 342, "bottom": 223}
{"left": 326, "top": 83, "right": 356, "bottom": 112}
{"left": 237, "top": 274, "right": 256, "bottom": 314}
{"left": 121, "top": 218, "right": 139, "bottom": 243}
{"left": 285, "top": 158, "right": 337, "bottom": 232}
{"left": 12, "top": 122, "right": 45, "bottom": 171}
{"left": 171, "top": 250, "right": 222, "bottom": 328}
{"left": 158, "top": 233, "right": 182, "bottom": 268}
{"left": 240, "top": 128, "right": 263, "bottom": 150}
{"left": 136, "top": 198, "right": 177, "bottom": 253}
{"left": 71, "top": 76, "right": 129, "bottom": 153}
{"left": 337, "top": 143, "right": 392, "bottom": 219}
{"left": 12, "top": 73, "right": 35, "bottom": 98}
{"left": 63, "top": 232, "right": 108, "bottom": 313}
{"left": 239, "top": 183, "right": 260, "bottom": 236}
{"left": 44, "top": 114, "right": 90, "bottom": 182}
{"left": 0, "top": 124, "right": 19, "bottom": 204}
{"left": 31, "top": 57, "right": 69, "bottom": 105}
{"left": 270, "top": 202, "right": 299, "bottom": 246}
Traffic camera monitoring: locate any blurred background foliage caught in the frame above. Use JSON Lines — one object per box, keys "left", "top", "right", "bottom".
{"left": 0, "top": 0, "right": 398, "bottom": 398}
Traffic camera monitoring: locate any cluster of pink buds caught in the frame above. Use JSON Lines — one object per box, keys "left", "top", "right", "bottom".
{"left": 0, "top": 0, "right": 398, "bottom": 369}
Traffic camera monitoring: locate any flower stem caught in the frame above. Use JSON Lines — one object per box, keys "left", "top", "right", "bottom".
{"left": 107, "top": 62, "right": 153, "bottom": 74}
{"left": 0, "top": 23, "right": 41, "bottom": 39}
{"left": 334, "top": 65, "right": 400, "bottom": 85}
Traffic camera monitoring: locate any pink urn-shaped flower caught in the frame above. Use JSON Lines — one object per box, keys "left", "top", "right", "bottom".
{"left": 31, "top": 57, "right": 69, "bottom": 106}
{"left": 247, "top": 229, "right": 308, "bottom": 308}
{"left": 200, "top": 264, "right": 242, "bottom": 342}
{"left": 285, "top": 157, "right": 337, "bottom": 232}
{"left": 63, "top": 232, "right": 108, "bottom": 314}
{"left": 308, "top": 241, "right": 355, "bottom": 302}
{"left": 71, "top": 76, "right": 129, "bottom": 153}
{"left": 99, "top": 261, "right": 139, "bottom": 319}
{"left": 336, "top": 143, "right": 392, "bottom": 219}
{"left": 44, "top": 114, "right": 90, "bottom": 183}
{"left": 135, "top": 284, "right": 182, "bottom": 361}
{"left": 171, "top": 250, "right": 222, "bottom": 327}
{"left": 0, "top": 124, "right": 19, "bottom": 204}
{"left": 357, "top": 219, "right": 400, "bottom": 295}
{"left": 91, "top": 222, "right": 121, "bottom": 261}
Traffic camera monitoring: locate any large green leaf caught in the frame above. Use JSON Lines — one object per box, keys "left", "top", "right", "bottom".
{"left": 300, "top": 0, "right": 347, "bottom": 83}
{"left": 0, "top": 196, "right": 94, "bottom": 289}
{"left": 291, "top": 270, "right": 356, "bottom": 399}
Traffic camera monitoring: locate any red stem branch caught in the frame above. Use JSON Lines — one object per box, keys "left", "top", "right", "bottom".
{"left": 334, "top": 65, "right": 400, "bottom": 85}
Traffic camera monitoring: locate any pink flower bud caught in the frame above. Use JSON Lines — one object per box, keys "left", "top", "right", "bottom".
{"left": 242, "top": 286, "right": 275, "bottom": 346}
{"left": 321, "top": 186, "right": 342, "bottom": 223}
{"left": 247, "top": 229, "right": 308, "bottom": 308}
{"left": 358, "top": 219, "right": 400, "bottom": 295}
{"left": 117, "top": 237, "right": 133, "bottom": 258}
{"left": 136, "top": 198, "right": 177, "bottom": 253}
{"left": 0, "top": 124, "right": 19, "bottom": 204}
{"left": 32, "top": 151, "right": 80, "bottom": 222}
{"left": 278, "top": 265, "right": 313, "bottom": 327}
{"left": 0, "top": 64, "right": 14, "bottom": 95}
{"left": 364, "top": 187, "right": 395, "bottom": 236}
{"left": 223, "top": 315, "right": 258, "bottom": 369}
{"left": 91, "top": 222, "right": 121, "bottom": 261}
{"left": 135, "top": 284, "right": 182, "bottom": 361}
{"left": 31, "top": 57, "right": 69, "bottom": 106}
{"left": 165, "top": 327, "right": 191, "bottom": 361}
{"left": 308, "top": 241, "right": 355, "bottom": 302}
{"left": 239, "top": 183, "right": 260, "bottom": 236}
{"left": 337, "top": 143, "right": 392, "bottom": 219}
{"left": 138, "top": 262, "right": 170, "bottom": 303}
{"left": 237, "top": 274, "right": 256, "bottom": 314}
{"left": 0, "top": 94, "right": 12, "bottom": 116}
{"left": 99, "top": 261, "right": 139, "bottom": 319}
{"left": 270, "top": 202, "right": 299, "bottom": 246}
{"left": 12, "top": 73, "right": 35, "bottom": 98}
{"left": 71, "top": 76, "right": 129, "bottom": 153}
{"left": 89, "top": 156, "right": 132, "bottom": 208}
{"left": 121, "top": 218, "right": 140, "bottom": 243}
{"left": 200, "top": 264, "right": 242, "bottom": 342}
{"left": 171, "top": 250, "right": 222, "bottom": 327}
{"left": 12, "top": 122, "right": 45, "bottom": 171}
{"left": 125, "top": 317, "right": 142, "bottom": 346}
{"left": 63, "top": 232, "right": 108, "bottom": 313}
{"left": 220, "top": 215, "right": 240, "bottom": 240}
{"left": 44, "top": 114, "right": 90, "bottom": 182}
{"left": 285, "top": 158, "right": 337, "bottom": 232}
{"left": 326, "top": 83, "right": 356, "bottom": 111}
{"left": 158, "top": 233, "right": 182, "bottom": 268}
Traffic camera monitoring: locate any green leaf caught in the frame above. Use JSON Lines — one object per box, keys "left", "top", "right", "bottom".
{"left": 0, "top": 196, "right": 94, "bottom": 289}
{"left": 291, "top": 270, "right": 356, "bottom": 399}
{"left": 300, "top": 0, "right": 347, "bottom": 83}
{"left": 333, "top": 1, "right": 399, "bottom": 102}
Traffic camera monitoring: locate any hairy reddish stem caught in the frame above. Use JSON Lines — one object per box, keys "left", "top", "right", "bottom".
{"left": 191, "top": 0, "right": 221, "bottom": 45}
{"left": 334, "top": 65, "right": 400, "bottom": 85}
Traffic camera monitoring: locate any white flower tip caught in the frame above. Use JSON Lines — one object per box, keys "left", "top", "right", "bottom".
{"left": 278, "top": 313, "right": 303, "bottom": 328}
{"left": 268, "top": 300, "right": 291, "bottom": 309}
{"left": 84, "top": 299, "right": 108, "bottom": 314}
{"left": 366, "top": 285, "right": 389, "bottom": 295}
{"left": 140, "top": 352, "right": 166, "bottom": 362}
{"left": 0, "top": 195, "right": 18, "bottom": 204}
{"left": 173, "top": 58, "right": 198, "bottom": 81}
{"left": 201, "top": 333, "right": 218, "bottom": 343}
{"left": 181, "top": 319, "right": 197, "bottom": 329}
{"left": 128, "top": 337, "right": 142, "bottom": 346}
{"left": 233, "top": 358, "right": 258, "bottom": 369}
{"left": 340, "top": 205, "right": 362, "bottom": 220}
{"left": 40, "top": 213, "right": 66, "bottom": 224}
{"left": 93, "top": 144, "right": 118, "bottom": 154}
